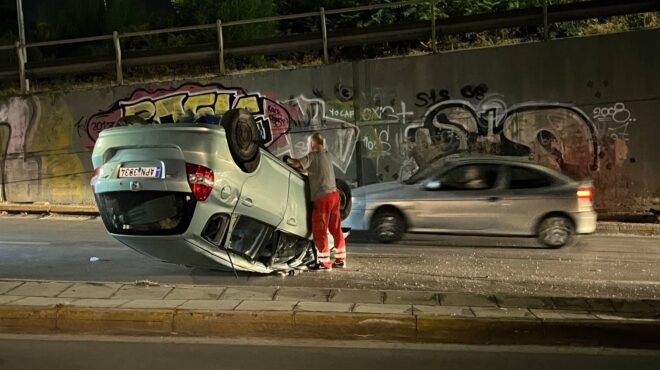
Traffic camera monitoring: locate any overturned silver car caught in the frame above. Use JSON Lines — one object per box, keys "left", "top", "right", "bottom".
{"left": 91, "top": 109, "right": 351, "bottom": 274}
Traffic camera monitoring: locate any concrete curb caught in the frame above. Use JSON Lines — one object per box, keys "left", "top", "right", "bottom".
{"left": 1, "top": 280, "right": 659, "bottom": 348}
{"left": 0, "top": 203, "right": 98, "bottom": 215}
{"left": 1, "top": 304, "right": 659, "bottom": 349}
{"left": 1, "top": 202, "right": 659, "bottom": 236}
{"left": 596, "top": 222, "right": 660, "bottom": 237}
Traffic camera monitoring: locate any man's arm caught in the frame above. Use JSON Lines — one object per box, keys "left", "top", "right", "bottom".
{"left": 286, "top": 158, "right": 304, "bottom": 171}
{"left": 285, "top": 153, "right": 311, "bottom": 172}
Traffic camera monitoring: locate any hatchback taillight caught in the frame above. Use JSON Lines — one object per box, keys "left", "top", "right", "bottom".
{"left": 90, "top": 166, "right": 104, "bottom": 188}
{"left": 186, "top": 163, "right": 214, "bottom": 201}
{"left": 577, "top": 188, "right": 593, "bottom": 201}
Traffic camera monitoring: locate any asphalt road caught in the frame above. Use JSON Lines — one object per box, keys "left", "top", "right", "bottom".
{"left": 0, "top": 215, "right": 659, "bottom": 298}
{"left": 0, "top": 335, "right": 658, "bottom": 370}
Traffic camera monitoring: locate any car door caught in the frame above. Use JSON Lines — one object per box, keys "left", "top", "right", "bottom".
{"left": 233, "top": 153, "right": 290, "bottom": 228}
{"left": 409, "top": 163, "right": 504, "bottom": 233}
{"left": 496, "top": 165, "right": 559, "bottom": 235}
{"left": 279, "top": 171, "right": 311, "bottom": 238}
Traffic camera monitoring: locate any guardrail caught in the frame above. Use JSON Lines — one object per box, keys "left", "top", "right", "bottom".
{"left": 1, "top": 0, "right": 658, "bottom": 93}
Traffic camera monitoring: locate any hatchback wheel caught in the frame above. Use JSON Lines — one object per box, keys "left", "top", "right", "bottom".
{"left": 372, "top": 211, "right": 405, "bottom": 243}
{"left": 537, "top": 216, "right": 574, "bottom": 248}
{"left": 222, "top": 108, "right": 261, "bottom": 173}
{"left": 335, "top": 178, "right": 352, "bottom": 221}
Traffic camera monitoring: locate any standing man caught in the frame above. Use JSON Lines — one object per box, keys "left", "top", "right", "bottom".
{"left": 286, "top": 132, "right": 346, "bottom": 271}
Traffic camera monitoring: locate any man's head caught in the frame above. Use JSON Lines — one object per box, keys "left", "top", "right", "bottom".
{"left": 308, "top": 132, "right": 324, "bottom": 151}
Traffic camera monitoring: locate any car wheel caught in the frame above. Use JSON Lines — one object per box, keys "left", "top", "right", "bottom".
{"left": 372, "top": 210, "right": 405, "bottom": 243}
{"left": 222, "top": 108, "right": 260, "bottom": 173}
{"left": 537, "top": 216, "right": 574, "bottom": 248}
{"left": 336, "top": 178, "right": 352, "bottom": 220}
{"left": 241, "top": 154, "right": 261, "bottom": 173}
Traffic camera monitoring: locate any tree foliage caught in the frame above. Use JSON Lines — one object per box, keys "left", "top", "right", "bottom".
{"left": 171, "top": 0, "right": 277, "bottom": 41}
{"left": 7, "top": 0, "right": 655, "bottom": 43}
{"left": 1, "top": 0, "right": 656, "bottom": 64}
{"left": 274, "top": 0, "right": 544, "bottom": 34}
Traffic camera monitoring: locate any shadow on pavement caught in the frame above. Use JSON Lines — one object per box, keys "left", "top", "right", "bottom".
{"left": 346, "top": 230, "right": 562, "bottom": 250}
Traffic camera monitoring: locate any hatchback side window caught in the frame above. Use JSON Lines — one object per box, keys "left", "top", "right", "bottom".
{"left": 508, "top": 166, "right": 555, "bottom": 189}
{"left": 230, "top": 216, "right": 274, "bottom": 260}
{"left": 438, "top": 164, "right": 500, "bottom": 190}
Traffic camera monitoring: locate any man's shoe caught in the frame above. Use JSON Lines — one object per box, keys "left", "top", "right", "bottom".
{"left": 308, "top": 263, "right": 332, "bottom": 272}
{"left": 332, "top": 260, "right": 346, "bottom": 269}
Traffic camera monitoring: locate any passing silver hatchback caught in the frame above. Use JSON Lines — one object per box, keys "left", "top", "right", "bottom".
{"left": 343, "top": 154, "right": 597, "bottom": 248}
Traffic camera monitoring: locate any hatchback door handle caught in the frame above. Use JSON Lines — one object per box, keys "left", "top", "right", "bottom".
{"left": 241, "top": 197, "right": 253, "bottom": 207}
{"left": 487, "top": 196, "right": 500, "bottom": 202}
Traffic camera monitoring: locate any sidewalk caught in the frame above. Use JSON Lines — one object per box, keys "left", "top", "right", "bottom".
{"left": 2, "top": 202, "right": 659, "bottom": 236}
{"left": 1, "top": 279, "right": 659, "bottom": 348}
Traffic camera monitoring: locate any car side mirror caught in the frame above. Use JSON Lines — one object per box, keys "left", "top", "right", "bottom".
{"left": 424, "top": 180, "right": 442, "bottom": 191}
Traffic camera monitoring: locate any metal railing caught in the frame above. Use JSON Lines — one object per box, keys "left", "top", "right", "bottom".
{"left": 1, "top": 0, "right": 658, "bottom": 93}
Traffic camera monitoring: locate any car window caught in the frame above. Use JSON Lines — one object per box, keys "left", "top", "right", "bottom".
{"left": 437, "top": 164, "right": 499, "bottom": 190}
{"left": 507, "top": 166, "right": 555, "bottom": 189}
{"left": 402, "top": 157, "right": 448, "bottom": 184}
{"left": 229, "top": 217, "right": 273, "bottom": 260}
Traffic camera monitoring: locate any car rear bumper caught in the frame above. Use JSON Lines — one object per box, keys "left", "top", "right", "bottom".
{"left": 572, "top": 210, "right": 597, "bottom": 234}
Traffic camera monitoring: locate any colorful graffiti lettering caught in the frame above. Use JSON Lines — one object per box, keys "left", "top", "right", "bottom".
{"left": 78, "top": 84, "right": 359, "bottom": 174}
{"left": 78, "top": 83, "right": 292, "bottom": 151}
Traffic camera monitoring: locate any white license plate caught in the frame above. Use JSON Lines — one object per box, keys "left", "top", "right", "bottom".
{"left": 118, "top": 167, "right": 161, "bottom": 178}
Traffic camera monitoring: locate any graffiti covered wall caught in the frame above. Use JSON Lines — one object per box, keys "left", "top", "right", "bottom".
{"left": 0, "top": 28, "right": 658, "bottom": 211}
{"left": 351, "top": 28, "right": 660, "bottom": 210}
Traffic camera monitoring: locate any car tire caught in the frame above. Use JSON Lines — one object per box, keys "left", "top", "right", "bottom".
{"left": 537, "top": 215, "right": 575, "bottom": 249}
{"left": 222, "top": 108, "right": 261, "bottom": 173}
{"left": 241, "top": 154, "right": 261, "bottom": 173}
{"left": 336, "top": 178, "right": 352, "bottom": 221}
{"left": 372, "top": 210, "right": 405, "bottom": 243}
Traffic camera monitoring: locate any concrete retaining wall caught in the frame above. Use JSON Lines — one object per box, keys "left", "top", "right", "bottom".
{"left": 1, "top": 29, "right": 658, "bottom": 210}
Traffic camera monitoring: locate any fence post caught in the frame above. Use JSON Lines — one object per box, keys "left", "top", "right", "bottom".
{"left": 113, "top": 31, "right": 123, "bottom": 85}
{"left": 430, "top": 0, "right": 437, "bottom": 52}
{"left": 16, "top": 42, "right": 27, "bottom": 94}
{"left": 543, "top": 0, "right": 549, "bottom": 41}
{"left": 217, "top": 19, "right": 225, "bottom": 75}
{"left": 16, "top": 0, "right": 27, "bottom": 62}
{"left": 320, "top": 7, "right": 329, "bottom": 64}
